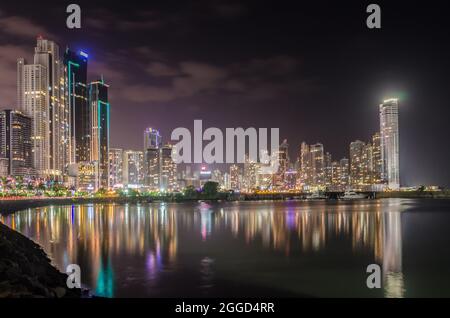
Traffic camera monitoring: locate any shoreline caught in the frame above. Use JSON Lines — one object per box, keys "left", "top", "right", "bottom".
{"left": 0, "top": 222, "right": 82, "bottom": 298}
{"left": 0, "top": 191, "right": 449, "bottom": 217}
{"left": 0, "top": 192, "right": 448, "bottom": 298}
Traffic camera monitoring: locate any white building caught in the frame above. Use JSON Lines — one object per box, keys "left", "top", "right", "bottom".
{"left": 17, "top": 37, "right": 68, "bottom": 178}
{"left": 109, "top": 148, "right": 123, "bottom": 187}
{"left": 380, "top": 99, "right": 400, "bottom": 190}
{"left": 123, "top": 150, "right": 144, "bottom": 187}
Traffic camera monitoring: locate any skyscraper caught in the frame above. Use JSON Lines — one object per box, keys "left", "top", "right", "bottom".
{"left": 89, "top": 78, "right": 110, "bottom": 189}
{"left": 64, "top": 48, "right": 89, "bottom": 163}
{"left": 324, "top": 152, "right": 333, "bottom": 187}
{"left": 349, "top": 140, "right": 365, "bottom": 187}
{"left": 274, "top": 139, "right": 289, "bottom": 189}
{"left": 145, "top": 146, "right": 160, "bottom": 190}
{"left": 144, "top": 127, "right": 162, "bottom": 190}
{"left": 340, "top": 158, "right": 350, "bottom": 188}
{"left": 0, "top": 110, "right": 33, "bottom": 176}
{"left": 244, "top": 155, "right": 258, "bottom": 192}
{"left": 32, "top": 38, "right": 68, "bottom": 177}
{"left": 108, "top": 148, "right": 123, "bottom": 187}
{"left": 380, "top": 99, "right": 400, "bottom": 190}
{"left": 160, "top": 144, "right": 177, "bottom": 192}
{"left": 144, "top": 127, "right": 162, "bottom": 150}
{"left": 299, "top": 142, "right": 312, "bottom": 188}
{"left": 310, "top": 143, "right": 325, "bottom": 188}
{"left": 230, "top": 164, "right": 240, "bottom": 191}
{"left": 17, "top": 57, "right": 49, "bottom": 176}
{"left": 372, "top": 132, "right": 383, "bottom": 184}
{"left": 123, "top": 150, "right": 144, "bottom": 186}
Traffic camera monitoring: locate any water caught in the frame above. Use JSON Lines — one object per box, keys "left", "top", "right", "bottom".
{"left": 2, "top": 198, "right": 450, "bottom": 298}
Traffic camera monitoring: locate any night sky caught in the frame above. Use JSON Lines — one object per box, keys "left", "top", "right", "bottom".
{"left": 0, "top": 0, "right": 449, "bottom": 186}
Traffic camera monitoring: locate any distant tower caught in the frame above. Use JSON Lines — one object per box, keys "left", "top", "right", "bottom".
{"left": 310, "top": 143, "right": 324, "bottom": 188}
{"left": 0, "top": 110, "right": 33, "bottom": 176}
{"left": 122, "top": 150, "right": 144, "bottom": 186}
{"left": 89, "top": 78, "right": 110, "bottom": 189}
{"left": 349, "top": 140, "right": 365, "bottom": 187}
{"left": 160, "top": 144, "right": 177, "bottom": 191}
{"left": 144, "top": 127, "right": 162, "bottom": 150}
{"left": 230, "top": 164, "right": 240, "bottom": 191}
{"left": 108, "top": 148, "right": 123, "bottom": 187}
{"left": 380, "top": 99, "right": 400, "bottom": 190}
{"left": 64, "top": 48, "right": 89, "bottom": 163}
{"left": 372, "top": 132, "right": 383, "bottom": 184}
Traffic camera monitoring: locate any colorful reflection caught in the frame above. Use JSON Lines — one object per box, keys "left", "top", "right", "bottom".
{"left": 1, "top": 199, "right": 407, "bottom": 297}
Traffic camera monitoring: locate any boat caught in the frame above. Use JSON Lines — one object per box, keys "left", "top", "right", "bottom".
{"left": 340, "top": 191, "right": 367, "bottom": 200}
{"left": 305, "top": 192, "right": 327, "bottom": 200}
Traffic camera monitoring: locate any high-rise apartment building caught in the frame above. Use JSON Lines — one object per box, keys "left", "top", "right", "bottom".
{"left": 89, "top": 79, "right": 110, "bottom": 188}
{"left": 380, "top": 99, "right": 400, "bottom": 189}
{"left": 144, "top": 127, "right": 162, "bottom": 150}
{"left": 372, "top": 132, "right": 384, "bottom": 184}
{"left": 145, "top": 146, "right": 160, "bottom": 190}
{"left": 350, "top": 140, "right": 366, "bottom": 187}
{"left": 324, "top": 152, "right": 333, "bottom": 187}
{"left": 0, "top": 110, "right": 33, "bottom": 176}
{"left": 64, "top": 48, "right": 90, "bottom": 163}
{"left": 160, "top": 144, "right": 177, "bottom": 192}
{"left": 340, "top": 158, "right": 350, "bottom": 188}
{"left": 33, "top": 38, "right": 68, "bottom": 177}
{"left": 108, "top": 148, "right": 123, "bottom": 187}
{"left": 244, "top": 155, "right": 258, "bottom": 192}
{"left": 123, "top": 150, "right": 144, "bottom": 186}
{"left": 310, "top": 143, "right": 325, "bottom": 188}
{"left": 17, "top": 57, "right": 49, "bottom": 176}
{"left": 230, "top": 164, "right": 240, "bottom": 191}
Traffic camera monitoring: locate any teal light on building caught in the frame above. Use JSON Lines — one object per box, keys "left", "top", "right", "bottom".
{"left": 89, "top": 78, "right": 110, "bottom": 189}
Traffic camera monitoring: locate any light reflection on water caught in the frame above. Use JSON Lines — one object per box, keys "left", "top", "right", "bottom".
{"left": 3, "top": 198, "right": 445, "bottom": 298}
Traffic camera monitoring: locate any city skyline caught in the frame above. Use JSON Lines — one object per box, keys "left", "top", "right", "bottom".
{"left": 0, "top": 1, "right": 448, "bottom": 187}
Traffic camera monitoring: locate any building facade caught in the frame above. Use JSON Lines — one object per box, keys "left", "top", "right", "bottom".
{"left": 17, "top": 58, "right": 49, "bottom": 176}
{"left": 108, "top": 148, "right": 123, "bottom": 187}
{"left": 89, "top": 79, "right": 110, "bottom": 189}
{"left": 380, "top": 99, "right": 400, "bottom": 189}
{"left": 64, "top": 49, "right": 90, "bottom": 163}
{"left": 0, "top": 110, "right": 33, "bottom": 176}
{"left": 123, "top": 150, "right": 144, "bottom": 187}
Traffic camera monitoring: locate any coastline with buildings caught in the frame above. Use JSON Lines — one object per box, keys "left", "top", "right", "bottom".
{"left": 0, "top": 36, "right": 448, "bottom": 298}
{"left": 0, "top": 36, "right": 445, "bottom": 201}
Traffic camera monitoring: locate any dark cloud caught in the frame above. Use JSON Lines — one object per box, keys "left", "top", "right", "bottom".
{"left": 211, "top": 2, "right": 247, "bottom": 18}
{"left": 0, "top": 15, "right": 57, "bottom": 41}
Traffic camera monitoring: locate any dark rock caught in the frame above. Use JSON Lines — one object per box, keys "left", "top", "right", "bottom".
{"left": 0, "top": 222, "right": 81, "bottom": 298}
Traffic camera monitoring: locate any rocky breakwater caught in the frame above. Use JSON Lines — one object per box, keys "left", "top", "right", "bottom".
{"left": 0, "top": 222, "right": 81, "bottom": 298}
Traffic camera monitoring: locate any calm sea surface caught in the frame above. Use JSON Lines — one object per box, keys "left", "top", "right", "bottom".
{"left": 2, "top": 198, "right": 450, "bottom": 298}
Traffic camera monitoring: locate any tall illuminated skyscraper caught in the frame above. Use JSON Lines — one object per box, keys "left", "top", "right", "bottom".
{"left": 339, "top": 158, "right": 349, "bottom": 188}
{"left": 64, "top": 48, "right": 89, "bottom": 163}
{"left": 0, "top": 110, "right": 33, "bottom": 176}
{"left": 145, "top": 146, "right": 160, "bottom": 189}
{"left": 230, "top": 164, "right": 240, "bottom": 191}
{"left": 160, "top": 144, "right": 177, "bottom": 192}
{"left": 349, "top": 140, "right": 366, "bottom": 187}
{"left": 310, "top": 143, "right": 324, "bottom": 188}
{"left": 89, "top": 78, "right": 110, "bottom": 189}
{"left": 123, "top": 150, "right": 144, "bottom": 186}
{"left": 380, "top": 99, "right": 400, "bottom": 189}
{"left": 108, "top": 148, "right": 123, "bottom": 187}
{"left": 372, "top": 132, "right": 383, "bottom": 184}
{"left": 32, "top": 38, "right": 68, "bottom": 177}
{"left": 17, "top": 56, "right": 49, "bottom": 176}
